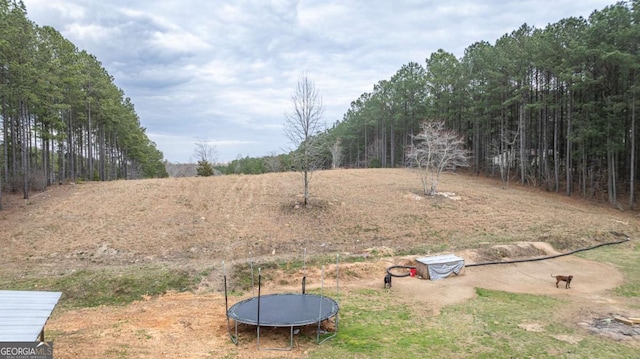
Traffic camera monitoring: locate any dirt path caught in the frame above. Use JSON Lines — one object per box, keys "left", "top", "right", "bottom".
{"left": 391, "top": 255, "right": 624, "bottom": 313}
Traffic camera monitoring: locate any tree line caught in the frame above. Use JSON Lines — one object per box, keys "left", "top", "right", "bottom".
{"left": 300, "top": 1, "right": 638, "bottom": 208}
{"left": 216, "top": 2, "right": 640, "bottom": 208}
{"left": 11, "top": 0, "right": 633, "bottom": 210}
{"left": 0, "top": 1, "right": 167, "bottom": 207}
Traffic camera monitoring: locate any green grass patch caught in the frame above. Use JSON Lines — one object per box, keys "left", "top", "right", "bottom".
{"left": 1, "top": 265, "right": 205, "bottom": 308}
{"left": 308, "top": 286, "right": 638, "bottom": 359}
{"left": 230, "top": 262, "right": 275, "bottom": 291}
{"left": 577, "top": 241, "right": 640, "bottom": 297}
{"left": 325, "top": 289, "right": 428, "bottom": 356}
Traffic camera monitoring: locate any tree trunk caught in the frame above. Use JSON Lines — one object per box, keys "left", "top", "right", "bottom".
{"left": 20, "top": 99, "right": 29, "bottom": 199}
{"left": 1, "top": 93, "right": 7, "bottom": 209}
{"left": 566, "top": 88, "right": 573, "bottom": 197}
{"left": 67, "top": 111, "right": 75, "bottom": 182}
{"left": 99, "top": 125, "right": 105, "bottom": 181}
{"left": 607, "top": 146, "right": 616, "bottom": 205}
{"left": 554, "top": 86, "right": 560, "bottom": 193}
{"left": 519, "top": 100, "right": 526, "bottom": 184}
{"left": 630, "top": 77, "right": 636, "bottom": 209}
{"left": 390, "top": 118, "right": 395, "bottom": 167}
{"left": 87, "top": 101, "right": 93, "bottom": 181}
{"left": 303, "top": 170, "right": 309, "bottom": 205}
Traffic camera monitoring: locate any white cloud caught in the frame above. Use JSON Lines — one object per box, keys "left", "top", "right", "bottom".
{"left": 148, "top": 29, "right": 211, "bottom": 53}
{"left": 21, "top": 0, "right": 618, "bottom": 163}
{"left": 63, "top": 23, "right": 118, "bottom": 42}
{"left": 24, "top": 0, "right": 85, "bottom": 20}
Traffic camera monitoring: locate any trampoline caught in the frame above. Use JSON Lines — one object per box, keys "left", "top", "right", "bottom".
{"left": 223, "top": 254, "right": 340, "bottom": 350}
{"left": 226, "top": 291, "right": 339, "bottom": 350}
{"left": 228, "top": 293, "right": 339, "bottom": 327}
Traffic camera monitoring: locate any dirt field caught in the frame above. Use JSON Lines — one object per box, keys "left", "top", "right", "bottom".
{"left": 1, "top": 168, "right": 639, "bottom": 358}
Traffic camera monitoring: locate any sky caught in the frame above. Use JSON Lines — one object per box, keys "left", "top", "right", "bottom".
{"left": 21, "top": 0, "right": 617, "bottom": 164}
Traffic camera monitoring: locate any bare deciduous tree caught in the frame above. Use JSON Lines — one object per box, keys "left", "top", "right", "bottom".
{"left": 284, "top": 73, "right": 325, "bottom": 206}
{"left": 406, "top": 120, "right": 469, "bottom": 196}
{"left": 193, "top": 137, "right": 218, "bottom": 177}
{"left": 264, "top": 151, "right": 282, "bottom": 173}
{"left": 193, "top": 137, "right": 218, "bottom": 164}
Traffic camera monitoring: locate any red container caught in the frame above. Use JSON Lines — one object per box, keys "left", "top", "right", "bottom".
{"left": 409, "top": 268, "right": 416, "bottom": 277}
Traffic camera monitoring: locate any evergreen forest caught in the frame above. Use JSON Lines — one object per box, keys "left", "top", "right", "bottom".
{"left": 0, "top": 1, "right": 168, "bottom": 207}
{"left": 319, "top": 1, "right": 639, "bottom": 209}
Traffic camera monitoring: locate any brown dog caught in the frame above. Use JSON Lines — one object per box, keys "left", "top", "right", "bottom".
{"left": 551, "top": 274, "right": 573, "bottom": 289}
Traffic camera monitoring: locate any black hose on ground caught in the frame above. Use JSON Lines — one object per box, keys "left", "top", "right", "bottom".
{"left": 386, "top": 265, "right": 416, "bottom": 277}
{"left": 385, "top": 232, "right": 631, "bottom": 274}
{"left": 465, "top": 233, "right": 631, "bottom": 267}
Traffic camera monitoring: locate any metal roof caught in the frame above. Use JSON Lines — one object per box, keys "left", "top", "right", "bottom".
{"left": 0, "top": 290, "right": 62, "bottom": 341}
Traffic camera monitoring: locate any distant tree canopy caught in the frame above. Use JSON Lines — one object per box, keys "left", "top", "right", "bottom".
{"left": 196, "top": 160, "right": 214, "bottom": 177}
{"left": 326, "top": 2, "right": 640, "bottom": 208}
{"left": 219, "top": 153, "right": 292, "bottom": 175}
{"left": 0, "top": 1, "right": 167, "bottom": 203}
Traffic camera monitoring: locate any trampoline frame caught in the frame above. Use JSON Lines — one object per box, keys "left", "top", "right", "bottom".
{"left": 224, "top": 253, "right": 340, "bottom": 351}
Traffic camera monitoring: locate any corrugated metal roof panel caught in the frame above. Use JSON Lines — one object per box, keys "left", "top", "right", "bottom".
{"left": 0, "top": 290, "right": 62, "bottom": 342}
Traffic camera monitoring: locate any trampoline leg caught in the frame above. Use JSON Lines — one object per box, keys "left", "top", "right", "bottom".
{"left": 228, "top": 320, "right": 238, "bottom": 345}
{"left": 257, "top": 326, "right": 294, "bottom": 351}
{"left": 317, "top": 314, "right": 339, "bottom": 345}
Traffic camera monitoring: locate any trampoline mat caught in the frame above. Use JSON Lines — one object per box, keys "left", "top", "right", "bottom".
{"left": 227, "top": 293, "right": 339, "bottom": 327}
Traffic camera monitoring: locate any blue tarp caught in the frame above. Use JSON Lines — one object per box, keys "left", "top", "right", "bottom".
{"left": 416, "top": 254, "right": 465, "bottom": 281}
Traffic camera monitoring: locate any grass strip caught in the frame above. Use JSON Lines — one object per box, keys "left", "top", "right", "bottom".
{"left": 1, "top": 265, "right": 207, "bottom": 308}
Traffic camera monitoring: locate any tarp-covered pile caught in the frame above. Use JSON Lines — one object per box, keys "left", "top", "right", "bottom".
{"left": 416, "top": 254, "right": 465, "bottom": 280}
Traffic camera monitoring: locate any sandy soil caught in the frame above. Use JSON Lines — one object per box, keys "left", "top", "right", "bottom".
{"left": 1, "top": 168, "right": 639, "bottom": 358}
{"left": 43, "top": 254, "right": 632, "bottom": 359}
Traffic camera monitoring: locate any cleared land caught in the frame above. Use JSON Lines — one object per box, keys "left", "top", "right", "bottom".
{"left": 0, "top": 168, "right": 638, "bottom": 358}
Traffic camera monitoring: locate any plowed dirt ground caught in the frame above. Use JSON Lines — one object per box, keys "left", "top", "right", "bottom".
{"left": 1, "top": 168, "right": 638, "bottom": 358}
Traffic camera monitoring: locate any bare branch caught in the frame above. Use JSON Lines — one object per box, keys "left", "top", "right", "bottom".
{"left": 406, "top": 120, "right": 469, "bottom": 195}
{"left": 283, "top": 73, "right": 326, "bottom": 205}
{"left": 193, "top": 137, "right": 218, "bottom": 164}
